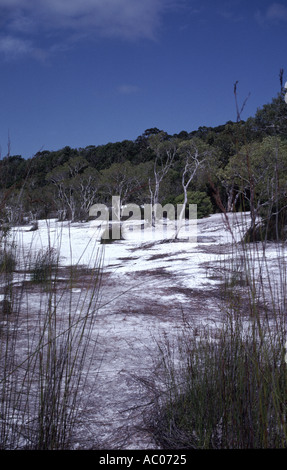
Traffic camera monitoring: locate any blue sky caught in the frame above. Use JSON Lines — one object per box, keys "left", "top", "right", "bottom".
{"left": 0, "top": 0, "right": 286, "bottom": 159}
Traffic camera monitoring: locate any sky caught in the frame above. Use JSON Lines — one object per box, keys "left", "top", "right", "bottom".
{"left": 0, "top": 0, "right": 286, "bottom": 159}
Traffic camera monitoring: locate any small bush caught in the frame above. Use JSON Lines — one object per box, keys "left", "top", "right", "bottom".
{"left": 0, "top": 248, "right": 16, "bottom": 273}
{"left": 149, "top": 212, "right": 287, "bottom": 449}
{"left": 151, "top": 321, "right": 287, "bottom": 449}
{"left": 0, "top": 298, "right": 12, "bottom": 315}
{"left": 174, "top": 191, "right": 213, "bottom": 219}
{"left": 31, "top": 247, "right": 59, "bottom": 283}
{"left": 0, "top": 231, "right": 103, "bottom": 449}
{"left": 243, "top": 215, "right": 287, "bottom": 243}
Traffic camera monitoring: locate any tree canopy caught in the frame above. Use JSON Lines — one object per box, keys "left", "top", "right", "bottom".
{"left": 1, "top": 88, "right": 287, "bottom": 239}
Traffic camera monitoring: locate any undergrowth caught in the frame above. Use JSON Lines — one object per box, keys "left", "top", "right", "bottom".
{"left": 148, "top": 212, "right": 287, "bottom": 449}
{"left": 0, "top": 223, "right": 103, "bottom": 449}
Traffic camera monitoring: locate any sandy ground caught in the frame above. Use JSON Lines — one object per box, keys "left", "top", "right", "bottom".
{"left": 1, "top": 211, "right": 285, "bottom": 449}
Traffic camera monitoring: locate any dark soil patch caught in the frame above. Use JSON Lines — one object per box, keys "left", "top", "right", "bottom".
{"left": 10, "top": 264, "right": 103, "bottom": 294}
{"left": 148, "top": 251, "right": 189, "bottom": 261}
{"left": 196, "top": 236, "right": 217, "bottom": 243}
{"left": 119, "top": 304, "right": 176, "bottom": 319}
{"left": 197, "top": 243, "right": 235, "bottom": 255}
{"left": 135, "top": 267, "right": 173, "bottom": 278}
{"left": 148, "top": 253, "right": 170, "bottom": 261}
{"left": 129, "top": 238, "right": 190, "bottom": 252}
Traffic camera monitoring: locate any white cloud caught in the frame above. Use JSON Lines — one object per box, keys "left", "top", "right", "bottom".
{"left": 0, "top": 0, "right": 176, "bottom": 60}
{"left": 255, "top": 3, "right": 287, "bottom": 25}
{"left": 266, "top": 3, "right": 287, "bottom": 21}
{"left": 0, "top": 0, "right": 170, "bottom": 40}
{"left": 8, "top": 13, "right": 37, "bottom": 34}
{"left": 0, "top": 35, "right": 32, "bottom": 55}
{"left": 0, "top": 34, "right": 47, "bottom": 61}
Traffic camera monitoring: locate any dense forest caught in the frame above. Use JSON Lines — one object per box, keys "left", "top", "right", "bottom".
{"left": 1, "top": 85, "right": 287, "bottom": 241}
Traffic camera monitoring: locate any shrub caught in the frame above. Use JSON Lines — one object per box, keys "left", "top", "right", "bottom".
{"left": 174, "top": 191, "right": 213, "bottom": 219}
{"left": 0, "top": 232, "right": 103, "bottom": 449}
{"left": 0, "top": 249, "right": 16, "bottom": 274}
{"left": 151, "top": 322, "right": 287, "bottom": 449}
{"left": 30, "top": 247, "right": 59, "bottom": 283}
{"left": 0, "top": 298, "right": 12, "bottom": 315}
{"left": 148, "top": 212, "right": 287, "bottom": 449}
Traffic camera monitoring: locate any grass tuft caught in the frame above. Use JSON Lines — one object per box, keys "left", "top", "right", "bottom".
{"left": 147, "top": 212, "right": 287, "bottom": 449}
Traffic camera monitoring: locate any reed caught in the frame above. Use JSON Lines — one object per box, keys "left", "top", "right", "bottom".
{"left": 149, "top": 211, "right": 287, "bottom": 449}
{"left": 0, "top": 222, "right": 103, "bottom": 449}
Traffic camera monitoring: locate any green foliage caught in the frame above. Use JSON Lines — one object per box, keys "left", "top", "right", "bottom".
{"left": 154, "top": 328, "right": 287, "bottom": 448}
{"left": 151, "top": 228, "right": 287, "bottom": 449}
{"left": 193, "top": 121, "right": 247, "bottom": 166}
{"left": 1, "top": 89, "right": 287, "bottom": 238}
{"left": 100, "top": 161, "right": 139, "bottom": 204}
{"left": 224, "top": 136, "right": 287, "bottom": 240}
{"left": 0, "top": 234, "right": 103, "bottom": 449}
{"left": 174, "top": 191, "right": 213, "bottom": 219}
{"left": 0, "top": 155, "right": 27, "bottom": 190}
{"left": 246, "top": 91, "right": 287, "bottom": 140}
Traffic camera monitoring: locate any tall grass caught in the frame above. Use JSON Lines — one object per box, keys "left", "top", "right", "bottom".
{"left": 0, "top": 222, "right": 103, "bottom": 449}
{"left": 148, "top": 211, "right": 287, "bottom": 449}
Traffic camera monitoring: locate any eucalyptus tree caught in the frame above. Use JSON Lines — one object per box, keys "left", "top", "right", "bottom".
{"left": 46, "top": 156, "right": 98, "bottom": 221}
{"left": 246, "top": 90, "right": 287, "bottom": 139}
{"left": 100, "top": 161, "right": 141, "bottom": 205}
{"left": 147, "top": 132, "right": 178, "bottom": 226}
{"left": 224, "top": 136, "right": 287, "bottom": 240}
{"left": 175, "top": 138, "right": 214, "bottom": 238}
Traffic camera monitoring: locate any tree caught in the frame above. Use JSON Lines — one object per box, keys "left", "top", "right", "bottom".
{"left": 216, "top": 165, "right": 241, "bottom": 212}
{"left": 175, "top": 191, "right": 213, "bottom": 219}
{"left": 71, "top": 167, "right": 101, "bottom": 221}
{"left": 46, "top": 164, "right": 73, "bottom": 221}
{"left": 46, "top": 157, "right": 98, "bottom": 221}
{"left": 245, "top": 90, "right": 287, "bottom": 140}
{"left": 100, "top": 161, "right": 142, "bottom": 207}
{"left": 175, "top": 138, "right": 213, "bottom": 238}
{"left": 0, "top": 155, "right": 27, "bottom": 190}
{"left": 224, "top": 136, "right": 287, "bottom": 240}
{"left": 147, "top": 133, "right": 177, "bottom": 226}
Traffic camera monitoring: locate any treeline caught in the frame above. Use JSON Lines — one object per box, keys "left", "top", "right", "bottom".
{"left": 1, "top": 88, "right": 287, "bottom": 240}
